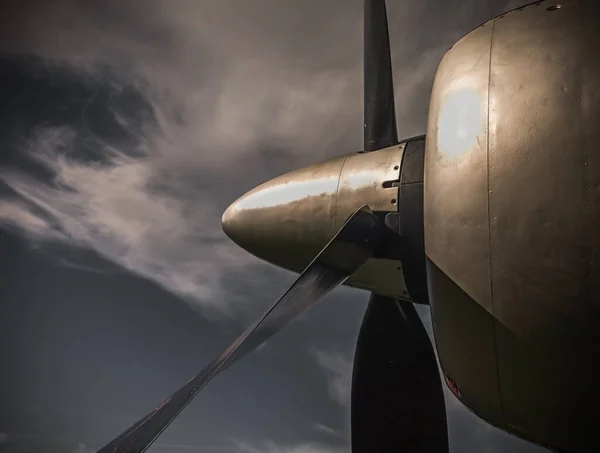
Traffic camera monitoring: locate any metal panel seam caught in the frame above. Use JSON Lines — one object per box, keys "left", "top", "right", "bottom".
{"left": 486, "top": 16, "right": 506, "bottom": 427}
{"left": 333, "top": 155, "right": 350, "bottom": 233}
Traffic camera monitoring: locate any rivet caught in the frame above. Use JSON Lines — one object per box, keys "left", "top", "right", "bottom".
{"left": 391, "top": 199, "right": 397, "bottom": 205}
{"left": 394, "top": 165, "right": 399, "bottom": 170}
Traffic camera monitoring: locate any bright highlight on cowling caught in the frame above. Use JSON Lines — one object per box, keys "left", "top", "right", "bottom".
{"left": 437, "top": 88, "right": 483, "bottom": 159}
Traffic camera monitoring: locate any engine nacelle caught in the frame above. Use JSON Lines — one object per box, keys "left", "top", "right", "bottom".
{"left": 424, "top": 1, "right": 600, "bottom": 451}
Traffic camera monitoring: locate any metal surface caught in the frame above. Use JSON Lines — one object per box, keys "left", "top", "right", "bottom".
{"left": 222, "top": 144, "right": 409, "bottom": 298}
{"left": 398, "top": 137, "right": 429, "bottom": 303}
{"left": 351, "top": 294, "right": 448, "bottom": 453}
{"left": 424, "top": 19, "right": 503, "bottom": 430}
{"left": 96, "top": 206, "right": 388, "bottom": 453}
{"left": 425, "top": 1, "right": 600, "bottom": 451}
{"left": 489, "top": 1, "right": 600, "bottom": 451}
{"left": 335, "top": 145, "right": 402, "bottom": 229}
{"left": 222, "top": 155, "right": 344, "bottom": 271}
{"left": 363, "top": 0, "right": 397, "bottom": 152}
{"left": 427, "top": 257, "right": 503, "bottom": 427}
{"left": 337, "top": 145, "right": 406, "bottom": 296}
{"left": 424, "top": 19, "right": 493, "bottom": 313}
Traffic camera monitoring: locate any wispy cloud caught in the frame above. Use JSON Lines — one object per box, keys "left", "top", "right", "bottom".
{"left": 0, "top": 432, "right": 95, "bottom": 453}
{"left": 0, "top": 198, "right": 60, "bottom": 239}
{"left": 0, "top": 0, "right": 363, "bottom": 319}
{"left": 1, "top": 123, "right": 259, "bottom": 316}
{"left": 233, "top": 440, "right": 346, "bottom": 453}
{"left": 71, "top": 443, "right": 95, "bottom": 453}
{"left": 56, "top": 257, "right": 115, "bottom": 274}
{"left": 311, "top": 350, "right": 353, "bottom": 407}
{"left": 311, "top": 424, "right": 339, "bottom": 437}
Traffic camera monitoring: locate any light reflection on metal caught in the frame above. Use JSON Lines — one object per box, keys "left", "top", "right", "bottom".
{"left": 221, "top": 156, "right": 345, "bottom": 266}
{"left": 425, "top": 22, "right": 493, "bottom": 312}
{"left": 222, "top": 144, "right": 408, "bottom": 298}
{"left": 231, "top": 176, "right": 340, "bottom": 211}
{"left": 336, "top": 145, "right": 404, "bottom": 230}
{"left": 438, "top": 88, "right": 484, "bottom": 159}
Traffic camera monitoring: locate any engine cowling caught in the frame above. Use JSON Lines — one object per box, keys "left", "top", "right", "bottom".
{"left": 424, "top": 1, "right": 600, "bottom": 451}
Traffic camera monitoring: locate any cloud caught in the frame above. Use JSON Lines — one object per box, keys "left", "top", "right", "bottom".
{"left": 0, "top": 0, "right": 365, "bottom": 319}
{"left": 311, "top": 350, "right": 353, "bottom": 407}
{"left": 1, "top": 122, "right": 263, "bottom": 316}
{"left": 71, "top": 443, "right": 95, "bottom": 453}
{"left": 0, "top": 198, "right": 60, "bottom": 239}
{"left": 233, "top": 440, "right": 345, "bottom": 453}
{"left": 311, "top": 424, "right": 339, "bottom": 437}
{"left": 0, "top": 432, "right": 98, "bottom": 453}
{"left": 56, "top": 258, "right": 115, "bottom": 274}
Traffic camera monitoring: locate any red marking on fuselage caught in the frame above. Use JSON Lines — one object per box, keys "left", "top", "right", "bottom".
{"left": 446, "top": 375, "right": 461, "bottom": 398}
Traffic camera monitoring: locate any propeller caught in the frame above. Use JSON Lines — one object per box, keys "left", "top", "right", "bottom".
{"left": 351, "top": 294, "right": 449, "bottom": 452}
{"left": 96, "top": 206, "right": 388, "bottom": 453}
{"left": 350, "top": 1, "right": 448, "bottom": 452}
{"left": 96, "top": 1, "right": 448, "bottom": 452}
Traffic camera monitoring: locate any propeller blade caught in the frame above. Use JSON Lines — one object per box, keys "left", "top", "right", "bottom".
{"left": 359, "top": 2, "right": 446, "bottom": 450}
{"left": 96, "top": 205, "right": 387, "bottom": 453}
{"left": 364, "top": 0, "right": 398, "bottom": 152}
{"left": 351, "top": 294, "right": 448, "bottom": 452}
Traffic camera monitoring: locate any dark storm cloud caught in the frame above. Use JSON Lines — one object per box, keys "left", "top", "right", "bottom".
{"left": 0, "top": 1, "right": 547, "bottom": 452}
{"left": 0, "top": 0, "right": 364, "bottom": 319}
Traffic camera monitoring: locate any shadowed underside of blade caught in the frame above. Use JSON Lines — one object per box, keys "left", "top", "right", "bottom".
{"left": 351, "top": 295, "right": 448, "bottom": 452}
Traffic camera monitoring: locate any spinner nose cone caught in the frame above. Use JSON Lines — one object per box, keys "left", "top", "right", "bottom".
{"left": 221, "top": 197, "right": 252, "bottom": 249}
{"left": 221, "top": 157, "right": 346, "bottom": 271}
{"left": 221, "top": 202, "right": 238, "bottom": 243}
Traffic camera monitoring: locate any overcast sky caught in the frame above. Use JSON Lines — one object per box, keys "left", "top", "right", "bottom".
{"left": 0, "top": 1, "right": 549, "bottom": 452}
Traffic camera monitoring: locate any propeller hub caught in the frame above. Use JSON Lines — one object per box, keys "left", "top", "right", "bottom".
{"left": 222, "top": 145, "right": 409, "bottom": 297}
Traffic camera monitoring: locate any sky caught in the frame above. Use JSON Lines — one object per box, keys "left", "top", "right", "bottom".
{"left": 0, "top": 0, "right": 550, "bottom": 452}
